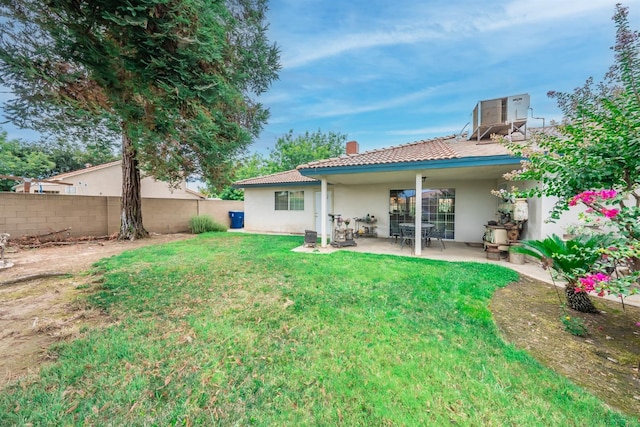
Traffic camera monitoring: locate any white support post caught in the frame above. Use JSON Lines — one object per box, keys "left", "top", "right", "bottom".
{"left": 321, "top": 177, "right": 328, "bottom": 247}
{"left": 415, "top": 173, "right": 423, "bottom": 255}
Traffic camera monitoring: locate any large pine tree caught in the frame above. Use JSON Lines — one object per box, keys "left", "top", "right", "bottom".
{"left": 0, "top": 0, "right": 280, "bottom": 239}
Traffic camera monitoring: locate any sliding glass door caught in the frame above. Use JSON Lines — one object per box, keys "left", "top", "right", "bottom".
{"left": 389, "top": 188, "right": 455, "bottom": 239}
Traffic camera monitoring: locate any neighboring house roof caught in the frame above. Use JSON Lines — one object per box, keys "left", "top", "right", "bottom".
{"left": 185, "top": 188, "right": 207, "bottom": 198}
{"left": 297, "top": 135, "right": 513, "bottom": 172}
{"left": 47, "top": 160, "right": 123, "bottom": 180}
{"left": 16, "top": 160, "right": 207, "bottom": 199}
{"left": 233, "top": 169, "right": 318, "bottom": 188}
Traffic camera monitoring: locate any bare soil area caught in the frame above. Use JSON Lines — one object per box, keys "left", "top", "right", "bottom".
{"left": 0, "top": 235, "right": 638, "bottom": 419}
{"left": 491, "top": 276, "right": 640, "bottom": 418}
{"left": 0, "top": 233, "right": 193, "bottom": 385}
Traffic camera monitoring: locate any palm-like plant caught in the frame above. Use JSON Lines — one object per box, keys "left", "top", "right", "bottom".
{"left": 513, "top": 234, "right": 609, "bottom": 313}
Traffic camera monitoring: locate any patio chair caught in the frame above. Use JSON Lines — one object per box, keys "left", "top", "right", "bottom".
{"left": 389, "top": 223, "right": 401, "bottom": 244}
{"left": 399, "top": 225, "right": 413, "bottom": 250}
{"left": 426, "top": 225, "right": 446, "bottom": 250}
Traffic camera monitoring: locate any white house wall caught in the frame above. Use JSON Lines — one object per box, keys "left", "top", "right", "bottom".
{"left": 331, "top": 179, "right": 500, "bottom": 242}
{"left": 243, "top": 179, "right": 580, "bottom": 243}
{"left": 333, "top": 184, "right": 389, "bottom": 237}
{"left": 243, "top": 186, "right": 319, "bottom": 234}
{"left": 540, "top": 195, "right": 583, "bottom": 239}
{"left": 454, "top": 179, "right": 502, "bottom": 242}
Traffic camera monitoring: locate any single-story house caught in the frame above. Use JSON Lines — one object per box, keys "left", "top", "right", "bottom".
{"left": 234, "top": 137, "right": 579, "bottom": 254}
{"left": 15, "top": 160, "right": 205, "bottom": 200}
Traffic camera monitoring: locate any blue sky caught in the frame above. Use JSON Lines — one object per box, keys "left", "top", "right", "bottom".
{"left": 2, "top": 0, "right": 640, "bottom": 155}
{"left": 253, "top": 0, "right": 640, "bottom": 152}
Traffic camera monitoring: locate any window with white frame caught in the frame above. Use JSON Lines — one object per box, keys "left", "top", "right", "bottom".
{"left": 275, "top": 190, "right": 304, "bottom": 211}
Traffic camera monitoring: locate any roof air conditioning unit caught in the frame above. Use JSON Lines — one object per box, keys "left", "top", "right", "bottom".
{"left": 469, "top": 93, "right": 530, "bottom": 141}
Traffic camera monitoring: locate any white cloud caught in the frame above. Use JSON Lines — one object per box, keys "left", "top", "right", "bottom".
{"left": 481, "top": 0, "right": 624, "bottom": 31}
{"left": 283, "top": 26, "right": 444, "bottom": 69}
{"left": 279, "top": 0, "right": 629, "bottom": 69}
{"left": 301, "top": 86, "right": 441, "bottom": 119}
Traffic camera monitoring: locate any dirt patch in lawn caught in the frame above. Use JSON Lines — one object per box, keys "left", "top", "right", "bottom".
{"left": 491, "top": 276, "right": 640, "bottom": 418}
{"left": 0, "top": 233, "right": 194, "bottom": 386}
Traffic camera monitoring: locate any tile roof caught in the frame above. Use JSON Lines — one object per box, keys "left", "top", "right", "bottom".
{"left": 234, "top": 135, "right": 517, "bottom": 186}
{"left": 298, "top": 136, "right": 460, "bottom": 170}
{"left": 234, "top": 169, "right": 318, "bottom": 187}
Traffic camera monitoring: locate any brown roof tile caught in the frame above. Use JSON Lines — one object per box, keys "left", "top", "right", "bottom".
{"left": 234, "top": 169, "right": 318, "bottom": 187}
{"left": 297, "top": 135, "right": 513, "bottom": 170}
{"left": 297, "top": 136, "right": 460, "bottom": 169}
{"left": 235, "top": 135, "right": 517, "bottom": 186}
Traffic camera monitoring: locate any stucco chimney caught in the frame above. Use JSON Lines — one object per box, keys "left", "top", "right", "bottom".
{"left": 346, "top": 140, "right": 359, "bottom": 155}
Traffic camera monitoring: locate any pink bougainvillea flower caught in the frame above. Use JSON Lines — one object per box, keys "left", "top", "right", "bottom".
{"left": 636, "top": 322, "right": 640, "bottom": 327}
{"left": 577, "top": 273, "right": 610, "bottom": 293}
{"left": 599, "top": 189, "right": 617, "bottom": 199}
{"left": 571, "top": 189, "right": 616, "bottom": 206}
{"left": 581, "top": 191, "right": 597, "bottom": 204}
{"left": 600, "top": 208, "right": 619, "bottom": 218}
{"left": 578, "top": 277, "right": 595, "bottom": 293}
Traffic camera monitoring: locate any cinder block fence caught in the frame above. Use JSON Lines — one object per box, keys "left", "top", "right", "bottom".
{"left": 0, "top": 193, "right": 243, "bottom": 238}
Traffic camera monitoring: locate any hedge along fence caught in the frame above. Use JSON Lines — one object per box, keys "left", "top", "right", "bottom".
{"left": 0, "top": 193, "right": 244, "bottom": 238}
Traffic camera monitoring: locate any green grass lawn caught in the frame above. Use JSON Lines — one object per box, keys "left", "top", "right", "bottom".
{"left": 1, "top": 233, "right": 637, "bottom": 426}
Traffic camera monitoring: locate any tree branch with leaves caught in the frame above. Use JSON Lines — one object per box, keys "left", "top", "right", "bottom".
{"left": 0, "top": 0, "right": 280, "bottom": 239}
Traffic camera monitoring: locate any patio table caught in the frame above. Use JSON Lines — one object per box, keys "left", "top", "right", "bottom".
{"left": 399, "top": 223, "right": 435, "bottom": 249}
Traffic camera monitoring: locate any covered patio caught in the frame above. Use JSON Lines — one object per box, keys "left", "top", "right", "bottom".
{"left": 298, "top": 138, "right": 525, "bottom": 255}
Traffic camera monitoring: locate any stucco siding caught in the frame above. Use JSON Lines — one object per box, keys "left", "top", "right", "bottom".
{"left": 242, "top": 178, "right": 580, "bottom": 242}
{"left": 540, "top": 196, "right": 582, "bottom": 239}
{"left": 333, "top": 184, "right": 389, "bottom": 237}
{"left": 20, "top": 163, "right": 201, "bottom": 199}
{"left": 244, "top": 180, "right": 516, "bottom": 242}
{"left": 332, "top": 179, "right": 501, "bottom": 242}
{"left": 141, "top": 177, "right": 201, "bottom": 199}
{"left": 454, "top": 180, "right": 501, "bottom": 243}
{"left": 243, "top": 186, "right": 318, "bottom": 234}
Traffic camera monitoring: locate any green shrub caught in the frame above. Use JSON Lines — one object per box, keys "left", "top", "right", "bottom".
{"left": 561, "top": 313, "right": 588, "bottom": 336}
{"left": 188, "top": 215, "right": 226, "bottom": 234}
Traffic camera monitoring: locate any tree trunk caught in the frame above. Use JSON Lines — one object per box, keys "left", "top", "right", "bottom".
{"left": 118, "top": 129, "right": 148, "bottom": 240}
{"left": 565, "top": 284, "right": 599, "bottom": 313}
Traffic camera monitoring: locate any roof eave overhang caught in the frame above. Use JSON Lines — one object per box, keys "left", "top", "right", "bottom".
{"left": 298, "top": 155, "right": 522, "bottom": 177}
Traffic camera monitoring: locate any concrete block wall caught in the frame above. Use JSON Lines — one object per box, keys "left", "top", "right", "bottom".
{"left": 198, "top": 199, "right": 244, "bottom": 226}
{"left": 0, "top": 192, "right": 244, "bottom": 238}
{"left": 0, "top": 193, "right": 109, "bottom": 237}
{"left": 141, "top": 198, "right": 199, "bottom": 234}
